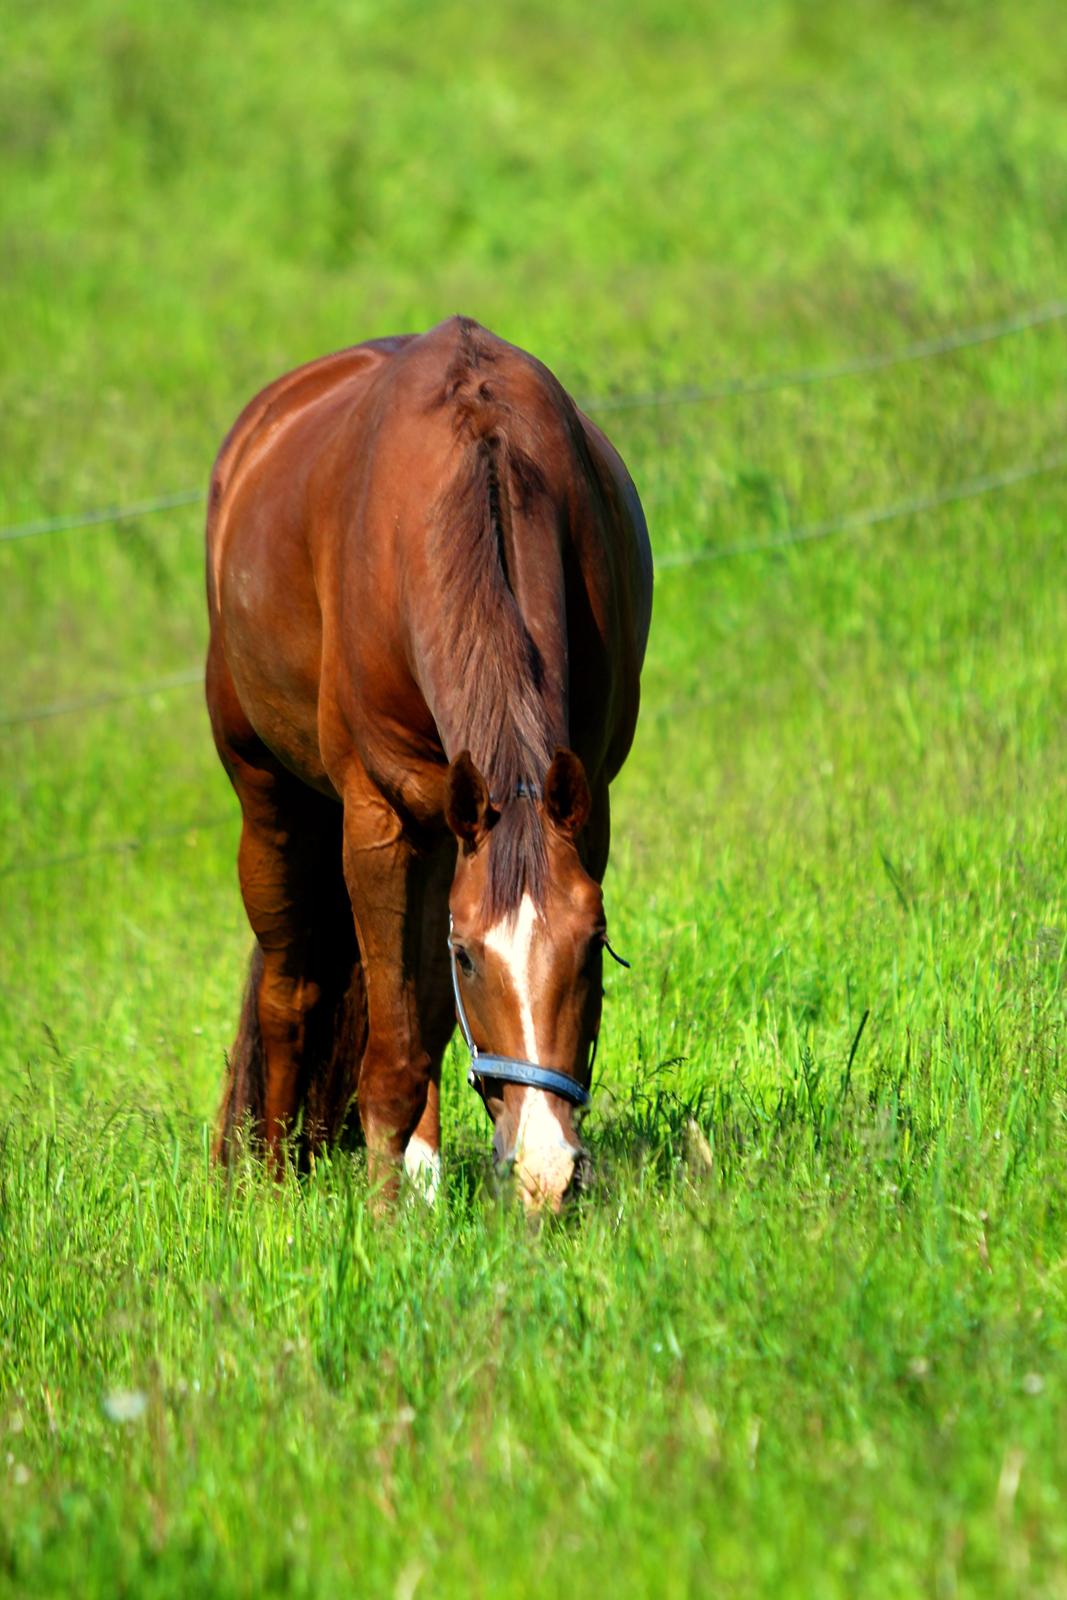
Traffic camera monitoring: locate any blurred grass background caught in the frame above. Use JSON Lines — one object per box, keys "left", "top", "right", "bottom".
{"left": 1, "top": 1, "right": 1066, "bottom": 1595}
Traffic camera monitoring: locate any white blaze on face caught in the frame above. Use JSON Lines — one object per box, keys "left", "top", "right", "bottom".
{"left": 484, "top": 891, "right": 541, "bottom": 1058}
{"left": 511, "top": 1087, "right": 581, "bottom": 1210}
{"left": 403, "top": 1135, "right": 442, "bottom": 1206}
{"left": 484, "top": 892, "right": 581, "bottom": 1208}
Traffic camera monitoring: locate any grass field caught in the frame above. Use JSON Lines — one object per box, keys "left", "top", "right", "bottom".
{"left": 3, "top": 1, "right": 1067, "bottom": 1594}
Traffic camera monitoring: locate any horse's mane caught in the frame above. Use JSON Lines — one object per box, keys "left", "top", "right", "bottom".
{"left": 424, "top": 325, "right": 562, "bottom": 921}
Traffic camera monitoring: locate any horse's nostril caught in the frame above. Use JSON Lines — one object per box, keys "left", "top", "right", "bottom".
{"left": 492, "top": 1125, "right": 513, "bottom": 1168}
{"left": 567, "top": 1148, "right": 594, "bottom": 1199}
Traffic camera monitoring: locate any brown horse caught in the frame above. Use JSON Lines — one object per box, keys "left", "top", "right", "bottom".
{"left": 206, "top": 316, "right": 652, "bottom": 1210}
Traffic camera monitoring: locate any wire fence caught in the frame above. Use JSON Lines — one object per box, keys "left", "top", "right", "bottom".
{"left": 3, "top": 295, "right": 1064, "bottom": 545}
{"left": 1, "top": 488, "right": 203, "bottom": 545}
{"left": 0, "top": 816, "right": 232, "bottom": 882}
{"left": 656, "top": 449, "right": 1067, "bottom": 568}
{"left": 583, "top": 296, "right": 1067, "bottom": 414}
{"left": 3, "top": 295, "right": 1065, "bottom": 877}
{"left": 4, "top": 441, "right": 1063, "bottom": 737}
{"left": 4, "top": 439, "right": 1062, "bottom": 878}
{"left": 0, "top": 666, "right": 204, "bottom": 730}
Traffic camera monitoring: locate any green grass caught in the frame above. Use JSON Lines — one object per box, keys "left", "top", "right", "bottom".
{"left": 2, "top": 0, "right": 1067, "bottom": 1594}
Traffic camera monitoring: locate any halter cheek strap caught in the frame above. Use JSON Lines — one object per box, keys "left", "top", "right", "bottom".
{"left": 448, "top": 916, "right": 590, "bottom": 1109}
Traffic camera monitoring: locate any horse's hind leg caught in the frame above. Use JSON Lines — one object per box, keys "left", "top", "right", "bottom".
{"left": 215, "top": 742, "right": 363, "bottom": 1167}
{"left": 215, "top": 938, "right": 267, "bottom": 1155}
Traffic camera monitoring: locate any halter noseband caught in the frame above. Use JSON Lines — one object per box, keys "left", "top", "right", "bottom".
{"left": 448, "top": 913, "right": 591, "bottom": 1108}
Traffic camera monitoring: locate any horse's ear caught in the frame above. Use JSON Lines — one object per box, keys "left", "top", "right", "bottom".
{"left": 445, "top": 751, "right": 494, "bottom": 847}
{"left": 543, "top": 748, "right": 591, "bottom": 838}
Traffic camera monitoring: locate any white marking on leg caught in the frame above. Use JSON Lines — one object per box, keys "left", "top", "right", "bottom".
{"left": 403, "top": 1135, "right": 442, "bottom": 1205}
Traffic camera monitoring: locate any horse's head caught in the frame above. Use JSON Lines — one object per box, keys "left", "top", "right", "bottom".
{"left": 444, "top": 747, "right": 608, "bottom": 1212}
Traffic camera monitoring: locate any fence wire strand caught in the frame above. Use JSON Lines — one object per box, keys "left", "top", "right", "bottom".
{"left": 1, "top": 488, "right": 203, "bottom": 545}
{"left": 656, "top": 450, "right": 1067, "bottom": 568}
{"left": 3, "top": 445, "right": 1063, "bottom": 738}
{"left": 3, "top": 296, "right": 1064, "bottom": 545}
{"left": 583, "top": 297, "right": 1067, "bottom": 414}
{"left": 0, "top": 667, "right": 204, "bottom": 730}
{"left": 0, "top": 815, "right": 232, "bottom": 881}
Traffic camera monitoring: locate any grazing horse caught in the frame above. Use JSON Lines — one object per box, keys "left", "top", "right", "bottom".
{"left": 206, "top": 316, "right": 652, "bottom": 1210}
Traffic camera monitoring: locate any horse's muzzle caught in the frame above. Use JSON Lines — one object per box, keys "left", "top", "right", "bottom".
{"left": 495, "top": 1132, "right": 592, "bottom": 1213}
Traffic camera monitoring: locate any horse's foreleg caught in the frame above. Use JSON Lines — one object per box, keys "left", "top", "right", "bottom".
{"left": 402, "top": 842, "right": 459, "bottom": 1203}
{"left": 340, "top": 774, "right": 448, "bottom": 1205}
{"left": 403, "top": 1083, "right": 442, "bottom": 1202}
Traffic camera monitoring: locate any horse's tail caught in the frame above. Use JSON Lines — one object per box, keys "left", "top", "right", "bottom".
{"left": 300, "top": 957, "right": 368, "bottom": 1157}
{"left": 213, "top": 943, "right": 266, "bottom": 1162}
{"left": 213, "top": 941, "right": 369, "bottom": 1165}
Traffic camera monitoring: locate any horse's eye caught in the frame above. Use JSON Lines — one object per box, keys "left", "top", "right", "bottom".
{"left": 456, "top": 947, "right": 475, "bottom": 977}
{"left": 583, "top": 937, "right": 605, "bottom": 976}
